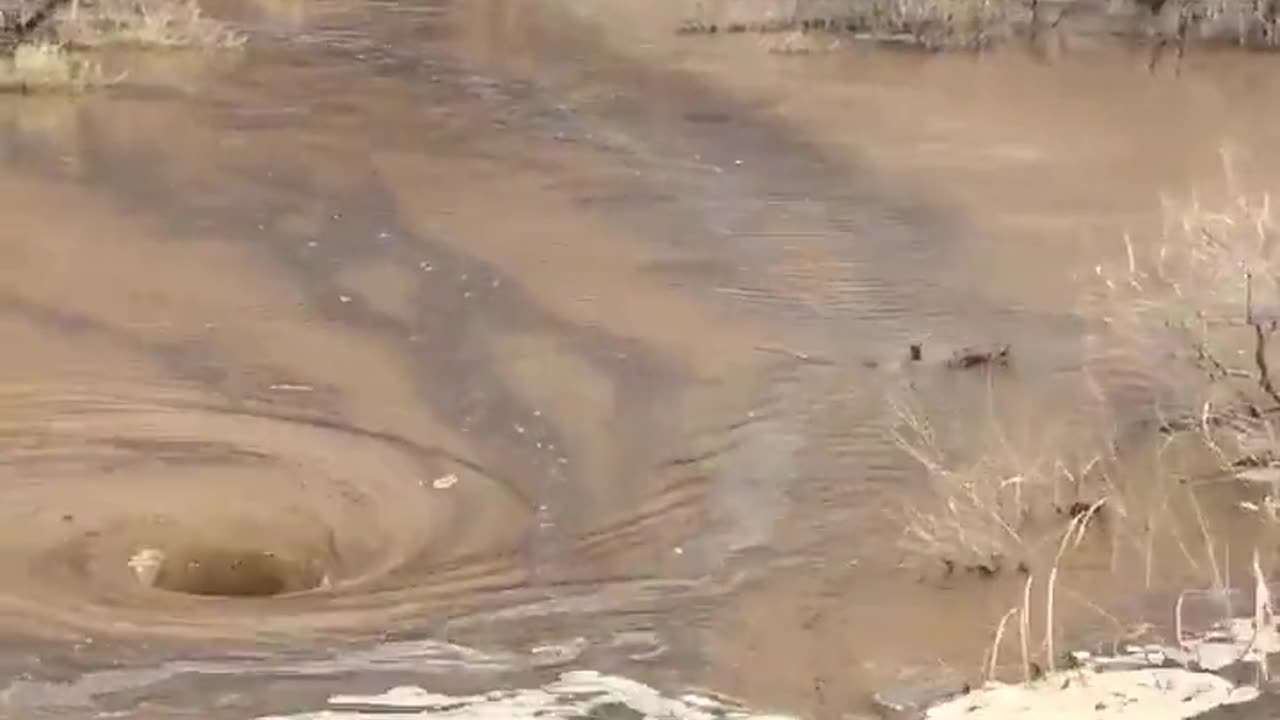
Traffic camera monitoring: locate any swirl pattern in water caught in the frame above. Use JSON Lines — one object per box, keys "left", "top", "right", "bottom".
{"left": 0, "top": 383, "right": 535, "bottom": 643}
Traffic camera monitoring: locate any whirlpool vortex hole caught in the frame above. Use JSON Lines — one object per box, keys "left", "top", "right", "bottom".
{"left": 0, "top": 385, "right": 535, "bottom": 639}
{"left": 129, "top": 546, "right": 328, "bottom": 598}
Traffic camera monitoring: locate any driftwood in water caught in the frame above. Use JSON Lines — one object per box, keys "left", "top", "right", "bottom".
{"left": 945, "top": 344, "right": 1011, "bottom": 370}
{"left": 0, "top": 0, "right": 72, "bottom": 53}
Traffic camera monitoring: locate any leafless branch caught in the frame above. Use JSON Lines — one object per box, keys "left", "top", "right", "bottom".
{"left": 1252, "top": 322, "right": 1280, "bottom": 408}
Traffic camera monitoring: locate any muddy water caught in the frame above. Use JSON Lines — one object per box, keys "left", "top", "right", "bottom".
{"left": 3, "top": 0, "right": 1280, "bottom": 717}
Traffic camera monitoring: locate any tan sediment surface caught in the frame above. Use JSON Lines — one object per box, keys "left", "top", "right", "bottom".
{"left": 3, "top": 1, "right": 1280, "bottom": 717}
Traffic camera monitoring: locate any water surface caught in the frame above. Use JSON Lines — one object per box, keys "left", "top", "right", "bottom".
{"left": 4, "top": 1, "right": 1280, "bottom": 716}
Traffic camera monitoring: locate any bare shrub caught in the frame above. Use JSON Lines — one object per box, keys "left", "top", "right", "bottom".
{"left": 898, "top": 153, "right": 1280, "bottom": 580}
{"left": 895, "top": 152, "right": 1280, "bottom": 683}
{"left": 0, "top": 0, "right": 242, "bottom": 91}
{"left": 1080, "top": 152, "right": 1280, "bottom": 610}
{"left": 1088, "top": 150, "right": 1280, "bottom": 473}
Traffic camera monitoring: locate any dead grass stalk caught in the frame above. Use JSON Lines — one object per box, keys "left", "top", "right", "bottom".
{"left": 53, "top": 0, "right": 246, "bottom": 49}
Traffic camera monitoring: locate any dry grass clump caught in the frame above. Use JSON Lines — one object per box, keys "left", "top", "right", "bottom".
{"left": 681, "top": 0, "right": 1280, "bottom": 55}
{"left": 1084, "top": 150, "right": 1280, "bottom": 599}
{"left": 681, "top": 0, "right": 1015, "bottom": 49}
{"left": 891, "top": 388, "right": 1113, "bottom": 579}
{"left": 1088, "top": 150, "right": 1280, "bottom": 471}
{"left": 0, "top": 0, "right": 243, "bottom": 92}
{"left": 845, "top": 0, "right": 1015, "bottom": 48}
{"left": 53, "top": 0, "right": 246, "bottom": 49}
{"left": 0, "top": 40, "right": 116, "bottom": 92}
{"left": 892, "top": 386, "right": 1128, "bottom": 681}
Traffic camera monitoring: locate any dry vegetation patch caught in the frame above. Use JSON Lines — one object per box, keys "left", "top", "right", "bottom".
{"left": 0, "top": 0, "right": 243, "bottom": 91}
{"left": 893, "top": 152, "right": 1280, "bottom": 693}
{"left": 0, "top": 40, "right": 111, "bottom": 90}
{"left": 53, "top": 0, "right": 245, "bottom": 49}
{"left": 679, "top": 0, "right": 1280, "bottom": 55}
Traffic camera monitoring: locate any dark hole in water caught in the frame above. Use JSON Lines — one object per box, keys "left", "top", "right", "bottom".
{"left": 141, "top": 546, "right": 324, "bottom": 598}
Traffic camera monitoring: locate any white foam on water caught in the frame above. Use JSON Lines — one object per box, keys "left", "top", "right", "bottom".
{"left": 257, "top": 670, "right": 798, "bottom": 720}
{"left": 0, "top": 640, "right": 512, "bottom": 709}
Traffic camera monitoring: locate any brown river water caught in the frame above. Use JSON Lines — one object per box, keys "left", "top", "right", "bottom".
{"left": 5, "top": 0, "right": 1280, "bottom": 717}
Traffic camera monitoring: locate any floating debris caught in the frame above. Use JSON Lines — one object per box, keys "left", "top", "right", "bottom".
{"left": 946, "top": 344, "right": 1011, "bottom": 370}
{"left": 127, "top": 547, "right": 165, "bottom": 588}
